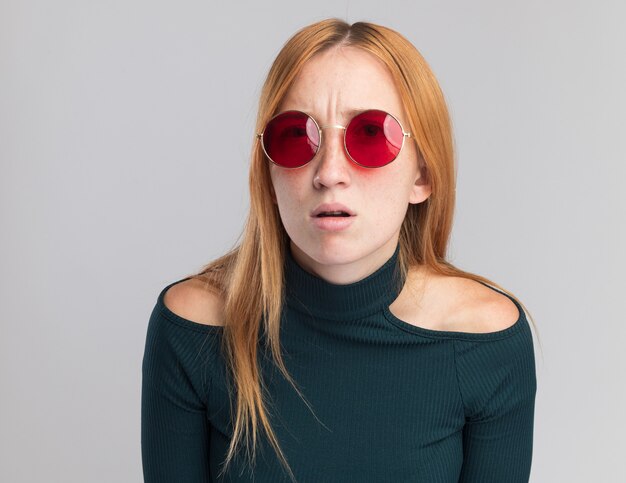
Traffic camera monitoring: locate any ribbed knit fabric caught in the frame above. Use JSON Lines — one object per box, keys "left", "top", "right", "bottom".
{"left": 141, "top": 242, "right": 537, "bottom": 482}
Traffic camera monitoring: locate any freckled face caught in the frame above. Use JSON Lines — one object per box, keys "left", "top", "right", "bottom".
{"left": 267, "top": 46, "right": 431, "bottom": 281}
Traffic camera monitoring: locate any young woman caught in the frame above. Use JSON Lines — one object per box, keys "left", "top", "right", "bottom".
{"left": 142, "top": 18, "right": 539, "bottom": 483}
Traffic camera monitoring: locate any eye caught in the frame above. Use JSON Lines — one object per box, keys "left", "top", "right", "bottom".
{"left": 361, "top": 124, "right": 381, "bottom": 137}
{"left": 281, "top": 125, "right": 308, "bottom": 138}
{"left": 352, "top": 120, "right": 385, "bottom": 140}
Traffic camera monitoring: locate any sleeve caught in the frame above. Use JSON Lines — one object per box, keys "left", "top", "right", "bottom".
{"left": 141, "top": 301, "right": 214, "bottom": 483}
{"left": 453, "top": 317, "right": 537, "bottom": 483}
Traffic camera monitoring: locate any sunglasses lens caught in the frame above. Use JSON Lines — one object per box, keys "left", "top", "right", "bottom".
{"left": 262, "top": 111, "right": 319, "bottom": 168}
{"left": 346, "top": 110, "right": 405, "bottom": 167}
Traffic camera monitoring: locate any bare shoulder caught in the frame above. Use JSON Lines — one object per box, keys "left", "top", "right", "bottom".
{"left": 390, "top": 268, "right": 520, "bottom": 334}
{"left": 163, "top": 278, "right": 226, "bottom": 327}
{"left": 443, "top": 276, "right": 521, "bottom": 333}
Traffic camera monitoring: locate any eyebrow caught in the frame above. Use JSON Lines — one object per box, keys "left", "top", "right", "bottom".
{"left": 341, "top": 107, "right": 369, "bottom": 116}
{"left": 280, "top": 107, "right": 371, "bottom": 119}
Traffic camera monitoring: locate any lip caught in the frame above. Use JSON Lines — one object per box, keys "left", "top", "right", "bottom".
{"left": 311, "top": 215, "right": 355, "bottom": 232}
{"left": 311, "top": 202, "right": 356, "bottom": 217}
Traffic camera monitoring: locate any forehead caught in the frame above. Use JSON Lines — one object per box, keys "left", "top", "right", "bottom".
{"left": 278, "top": 47, "right": 406, "bottom": 120}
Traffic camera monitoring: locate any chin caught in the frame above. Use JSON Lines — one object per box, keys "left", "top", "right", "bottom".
{"left": 299, "top": 242, "right": 362, "bottom": 265}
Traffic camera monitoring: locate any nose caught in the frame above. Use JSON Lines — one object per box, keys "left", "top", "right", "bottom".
{"left": 313, "top": 124, "right": 351, "bottom": 188}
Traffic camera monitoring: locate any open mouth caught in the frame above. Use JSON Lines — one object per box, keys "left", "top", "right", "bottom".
{"left": 315, "top": 211, "right": 352, "bottom": 217}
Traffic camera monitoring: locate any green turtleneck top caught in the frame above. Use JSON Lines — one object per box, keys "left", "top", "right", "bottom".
{"left": 141, "top": 243, "right": 537, "bottom": 482}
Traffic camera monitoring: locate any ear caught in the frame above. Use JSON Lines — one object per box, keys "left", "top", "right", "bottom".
{"left": 409, "top": 163, "right": 432, "bottom": 204}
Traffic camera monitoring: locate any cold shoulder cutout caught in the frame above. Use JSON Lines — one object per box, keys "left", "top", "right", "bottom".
{"left": 162, "top": 277, "right": 226, "bottom": 328}
{"left": 466, "top": 281, "right": 522, "bottom": 333}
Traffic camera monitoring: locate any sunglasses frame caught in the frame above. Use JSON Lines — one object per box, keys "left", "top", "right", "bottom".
{"left": 256, "top": 109, "right": 413, "bottom": 169}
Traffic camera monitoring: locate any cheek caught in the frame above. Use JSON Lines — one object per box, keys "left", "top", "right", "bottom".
{"left": 270, "top": 169, "right": 307, "bottom": 207}
{"left": 360, "top": 171, "right": 413, "bottom": 220}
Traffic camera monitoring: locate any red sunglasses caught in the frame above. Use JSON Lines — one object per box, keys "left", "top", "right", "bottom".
{"left": 256, "top": 109, "right": 413, "bottom": 169}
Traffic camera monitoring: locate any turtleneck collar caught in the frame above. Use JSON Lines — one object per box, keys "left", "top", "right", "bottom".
{"left": 283, "top": 242, "right": 405, "bottom": 321}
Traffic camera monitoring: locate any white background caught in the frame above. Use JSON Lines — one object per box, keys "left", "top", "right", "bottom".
{"left": 1, "top": 0, "right": 624, "bottom": 481}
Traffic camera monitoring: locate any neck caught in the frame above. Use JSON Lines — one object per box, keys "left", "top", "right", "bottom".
{"left": 288, "top": 237, "right": 400, "bottom": 285}
{"left": 283, "top": 239, "right": 404, "bottom": 322}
